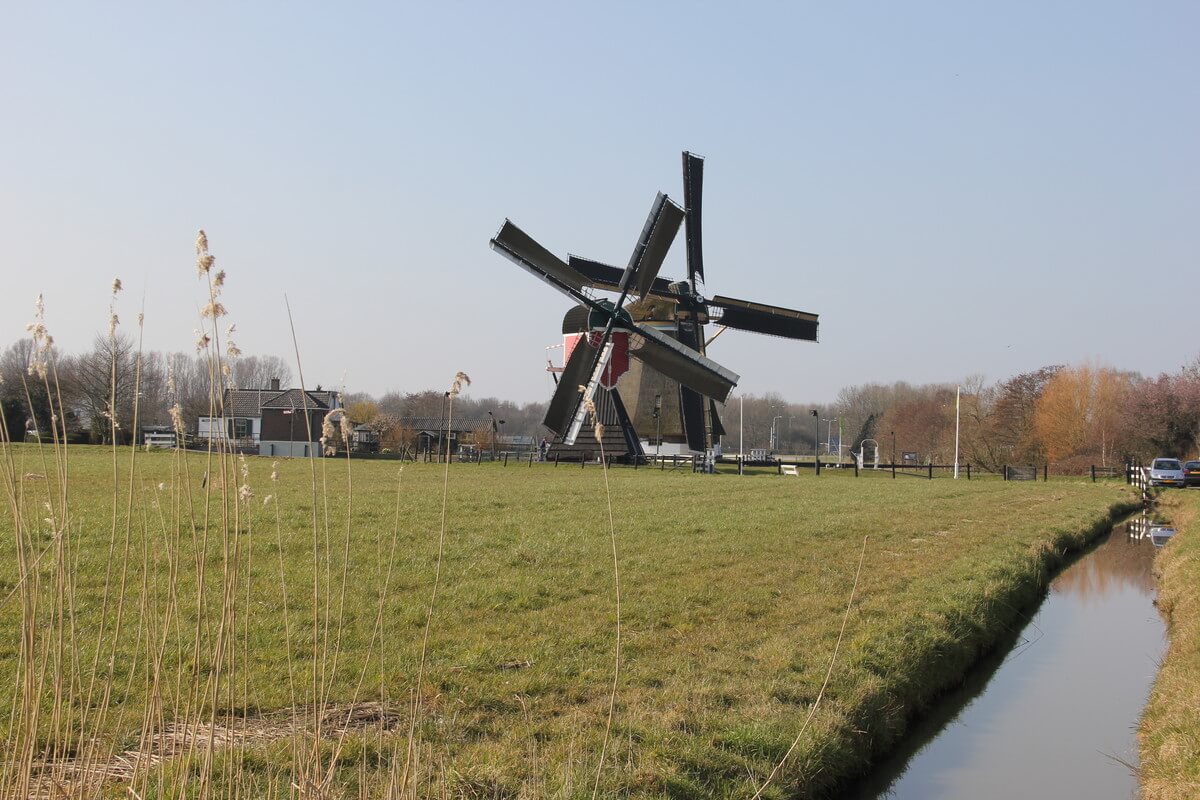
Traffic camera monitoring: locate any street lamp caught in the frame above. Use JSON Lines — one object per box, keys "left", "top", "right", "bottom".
{"left": 770, "top": 415, "right": 782, "bottom": 452}
{"left": 652, "top": 394, "right": 662, "bottom": 461}
{"left": 440, "top": 390, "right": 451, "bottom": 460}
{"left": 810, "top": 410, "right": 818, "bottom": 459}
{"left": 487, "top": 411, "right": 505, "bottom": 461}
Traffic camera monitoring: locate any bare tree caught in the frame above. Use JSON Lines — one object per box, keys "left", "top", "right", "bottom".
{"left": 65, "top": 334, "right": 138, "bottom": 443}
{"left": 231, "top": 355, "right": 292, "bottom": 390}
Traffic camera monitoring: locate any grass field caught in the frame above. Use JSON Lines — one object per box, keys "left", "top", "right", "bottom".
{"left": 0, "top": 443, "right": 1138, "bottom": 798}
{"left": 1140, "top": 490, "right": 1200, "bottom": 800}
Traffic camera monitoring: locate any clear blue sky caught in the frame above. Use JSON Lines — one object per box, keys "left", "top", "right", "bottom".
{"left": 2, "top": 2, "right": 1197, "bottom": 403}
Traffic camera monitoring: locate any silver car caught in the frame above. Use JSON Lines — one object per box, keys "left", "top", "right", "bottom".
{"left": 1148, "top": 458, "right": 1187, "bottom": 487}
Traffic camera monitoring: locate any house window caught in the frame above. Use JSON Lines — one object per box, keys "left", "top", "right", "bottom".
{"left": 227, "top": 418, "right": 251, "bottom": 439}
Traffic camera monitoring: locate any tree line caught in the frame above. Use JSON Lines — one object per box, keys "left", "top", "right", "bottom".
{"left": 0, "top": 335, "right": 551, "bottom": 447}
{"left": 780, "top": 360, "right": 1199, "bottom": 471}
{"left": 0, "top": 335, "right": 293, "bottom": 444}
{"left": 5, "top": 331, "right": 1197, "bottom": 468}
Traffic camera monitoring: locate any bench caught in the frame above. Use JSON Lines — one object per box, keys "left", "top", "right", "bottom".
{"left": 781, "top": 464, "right": 799, "bottom": 476}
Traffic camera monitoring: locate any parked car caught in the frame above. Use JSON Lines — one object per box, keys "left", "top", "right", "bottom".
{"left": 1184, "top": 460, "right": 1200, "bottom": 488}
{"left": 1148, "top": 458, "right": 1187, "bottom": 488}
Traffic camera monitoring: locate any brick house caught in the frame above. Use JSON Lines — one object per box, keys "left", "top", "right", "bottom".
{"left": 197, "top": 378, "right": 341, "bottom": 457}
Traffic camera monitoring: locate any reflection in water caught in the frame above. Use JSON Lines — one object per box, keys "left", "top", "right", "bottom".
{"left": 1127, "top": 510, "right": 1177, "bottom": 548}
{"left": 849, "top": 516, "right": 1167, "bottom": 800}
{"left": 1052, "top": 520, "right": 1157, "bottom": 597}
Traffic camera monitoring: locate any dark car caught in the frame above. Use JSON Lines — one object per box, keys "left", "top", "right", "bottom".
{"left": 1184, "top": 460, "right": 1200, "bottom": 488}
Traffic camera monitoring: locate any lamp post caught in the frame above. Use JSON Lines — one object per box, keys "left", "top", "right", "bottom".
{"left": 770, "top": 415, "right": 782, "bottom": 452}
{"left": 652, "top": 394, "right": 662, "bottom": 461}
{"left": 440, "top": 390, "right": 450, "bottom": 460}
{"left": 487, "top": 410, "right": 496, "bottom": 460}
{"left": 810, "top": 410, "right": 818, "bottom": 459}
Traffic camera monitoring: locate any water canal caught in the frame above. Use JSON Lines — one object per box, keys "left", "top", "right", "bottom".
{"left": 850, "top": 511, "right": 1171, "bottom": 799}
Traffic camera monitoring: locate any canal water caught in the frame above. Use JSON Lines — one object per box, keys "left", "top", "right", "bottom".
{"left": 850, "top": 512, "right": 1170, "bottom": 799}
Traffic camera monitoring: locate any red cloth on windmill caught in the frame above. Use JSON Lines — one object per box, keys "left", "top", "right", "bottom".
{"left": 562, "top": 332, "right": 630, "bottom": 389}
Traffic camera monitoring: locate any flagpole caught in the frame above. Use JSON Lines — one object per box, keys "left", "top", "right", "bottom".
{"left": 953, "top": 386, "right": 961, "bottom": 479}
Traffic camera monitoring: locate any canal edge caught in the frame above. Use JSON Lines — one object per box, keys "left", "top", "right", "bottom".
{"left": 829, "top": 494, "right": 1144, "bottom": 799}
{"left": 1138, "top": 491, "right": 1200, "bottom": 800}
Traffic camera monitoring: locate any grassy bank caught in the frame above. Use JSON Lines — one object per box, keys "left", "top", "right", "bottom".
{"left": 1140, "top": 491, "right": 1200, "bottom": 800}
{"left": 0, "top": 444, "right": 1137, "bottom": 798}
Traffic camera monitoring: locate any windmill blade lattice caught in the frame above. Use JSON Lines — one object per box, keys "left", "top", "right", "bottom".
{"left": 490, "top": 151, "right": 820, "bottom": 455}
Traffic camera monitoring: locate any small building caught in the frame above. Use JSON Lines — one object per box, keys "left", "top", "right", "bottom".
{"left": 259, "top": 388, "right": 341, "bottom": 457}
{"left": 351, "top": 423, "right": 380, "bottom": 453}
{"left": 140, "top": 425, "right": 177, "bottom": 449}
{"left": 399, "top": 416, "right": 494, "bottom": 457}
{"left": 197, "top": 378, "right": 341, "bottom": 457}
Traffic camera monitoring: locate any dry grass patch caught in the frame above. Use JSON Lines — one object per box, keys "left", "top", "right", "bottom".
{"left": 1140, "top": 491, "right": 1200, "bottom": 800}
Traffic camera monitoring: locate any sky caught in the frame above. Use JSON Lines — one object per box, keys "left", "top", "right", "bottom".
{"left": 2, "top": 2, "right": 1197, "bottom": 405}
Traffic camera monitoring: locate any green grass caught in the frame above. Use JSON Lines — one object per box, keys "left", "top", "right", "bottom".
{"left": 0, "top": 443, "right": 1138, "bottom": 798}
{"left": 1140, "top": 491, "right": 1200, "bottom": 800}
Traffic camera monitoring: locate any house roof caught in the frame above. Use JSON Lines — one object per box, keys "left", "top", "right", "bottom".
{"left": 400, "top": 417, "right": 494, "bottom": 435}
{"left": 222, "top": 388, "right": 283, "bottom": 417}
{"left": 260, "top": 388, "right": 339, "bottom": 411}
{"left": 219, "top": 387, "right": 339, "bottom": 417}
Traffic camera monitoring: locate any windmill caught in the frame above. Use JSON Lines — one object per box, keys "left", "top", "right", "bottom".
{"left": 490, "top": 152, "right": 819, "bottom": 459}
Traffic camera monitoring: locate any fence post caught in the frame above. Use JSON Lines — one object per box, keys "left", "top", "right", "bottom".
{"left": 967, "top": 463, "right": 971, "bottom": 480}
{"left": 503, "top": 453, "right": 508, "bottom": 467}
{"left": 528, "top": 452, "right": 533, "bottom": 467}
{"left": 815, "top": 456, "right": 821, "bottom": 476}
{"left": 1003, "top": 465, "right": 1008, "bottom": 481}
{"left": 854, "top": 460, "right": 859, "bottom": 477}
{"left": 738, "top": 456, "right": 743, "bottom": 475}
{"left": 891, "top": 460, "right": 895, "bottom": 479}
{"left": 581, "top": 455, "right": 586, "bottom": 469}
{"left": 661, "top": 455, "right": 665, "bottom": 471}
{"left": 554, "top": 453, "right": 559, "bottom": 467}
{"left": 1091, "top": 465, "right": 1095, "bottom": 482}
{"left": 928, "top": 463, "right": 933, "bottom": 480}
{"left": 777, "top": 461, "right": 783, "bottom": 476}
{"left": 1043, "top": 464, "right": 1048, "bottom": 482}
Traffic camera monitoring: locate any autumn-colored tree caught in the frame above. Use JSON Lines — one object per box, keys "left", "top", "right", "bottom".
{"left": 1034, "top": 367, "right": 1090, "bottom": 462}
{"left": 1093, "top": 367, "right": 1135, "bottom": 465}
{"left": 344, "top": 398, "right": 380, "bottom": 427}
{"left": 373, "top": 414, "right": 416, "bottom": 455}
{"left": 960, "top": 366, "right": 1061, "bottom": 469}
{"left": 1032, "top": 364, "right": 1135, "bottom": 466}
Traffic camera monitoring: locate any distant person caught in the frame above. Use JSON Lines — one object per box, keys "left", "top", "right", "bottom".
{"left": 539, "top": 437, "right": 550, "bottom": 461}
